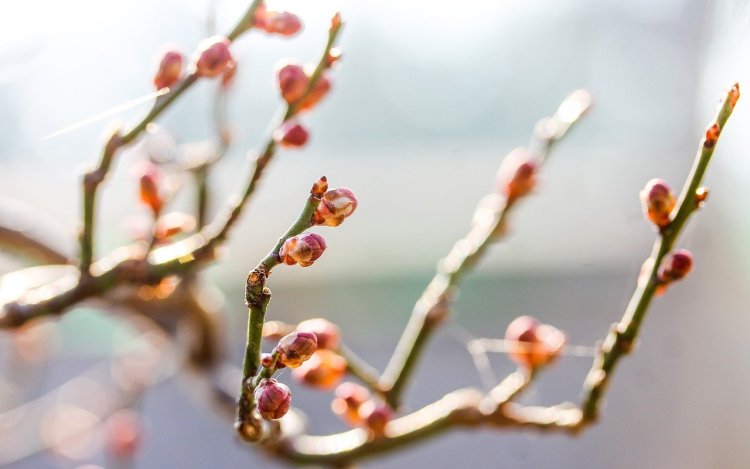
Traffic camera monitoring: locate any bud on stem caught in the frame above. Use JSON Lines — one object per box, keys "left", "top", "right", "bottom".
{"left": 640, "top": 178, "right": 676, "bottom": 228}
{"left": 279, "top": 233, "right": 327, "bottom": 267}
{"left": 254, "top": 378, "right": 292, "bottom": 420}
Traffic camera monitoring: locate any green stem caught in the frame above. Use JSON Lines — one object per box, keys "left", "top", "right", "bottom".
{"left": 380, "top": 91, "right": 592, "bottom": 408}
{"left": 580, "top": 84, "right": 738, "bottom": 421}
{"left": 338, "top": 344, "right": 383, "bottom": 392}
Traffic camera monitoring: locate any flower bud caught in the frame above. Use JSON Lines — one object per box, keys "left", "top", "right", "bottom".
{"left": 495, "top": 148, "right": 538, "bottom": 202}
{"left": 134, "top": 161, "right": 165, "bottom": 215}
{"left": 274, "top": 120, "right": 309, "bottom": 148}
{"left": 254, "top": 378, "right": 291, "bottom": 420}
{"left": 311, "top": 176, "right": 328, "bottom": 197}
{"left": 704, "top": 123, "right": 720, "bottom": 148}
{"left": 298, "top": 73, "right": 332, "bottom": 112}
{"left": 292, "top": 349, "right": 346, "bottom": 390}
{"left": 312, "top": 188, "right": 358, "bottom": 227}
{"left": 276, "top": 61, "right": 309, "bottom": 103}
{"left": 258, "top": 11, "right": 302, "bottom": 37}
{"left": 359, "top": 401, "right": 392, "bottom": 437}
{"left": 153, "top": 48, "right": 184, "bottom": 90}
{"left": 193, "top": 36, "right": 234, "bottom": 78}
{"left": 728, "top": 82, "right": 740, "bottom": 109}
{"left": 505, "top": 316, "right": 566, "bottom": 369}
{"left": 260, "top": 353, "right": 276, "bottom": 369}
{"left": 104, "top": 409, "right": 142, "bottom": 460}
{"left": 658, "top": 249, "right": 693, "bottom": 283}
{"left": 331, "top": 382, "right": 370, "bottom": 426}
{"left": 275, "top": 331, "right": 317, "bottom": 369}
{"left": 640, "top": 178, "right": 675, "bottom": 228}
{"left": 279, "top": 233, "right": 327, "bottom": 267}
{"left": 296, "top": 318, "right": 341, "bottom": 350}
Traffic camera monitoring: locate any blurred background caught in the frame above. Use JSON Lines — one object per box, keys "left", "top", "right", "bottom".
{"left": 1, "top": 0, "right": 750, "bottom": 467}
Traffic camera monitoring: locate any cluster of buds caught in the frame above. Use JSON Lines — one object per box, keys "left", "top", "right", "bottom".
{"left": 274, "top": 331, "right": 317, "bottom": 369}
{"left": 274, "top": 120, "right": 309, "bottom": 148}
{"left": 279, "top": 233, "right": 327, "bottom": 267}
{"left": 312, "top": 187, "right": 358, "bottom": 227}
{"left": 495, "top": 148, "right": 539, "bottom": 202}
{"left": 254, "top": 5, "right": 302, "bottom": 37}
{"left": 296, "top": 318, "right": 341, "bottom": 350}
{"left": 292, "top": 349, "right": 346, "bottom": 389}
{"left": 640, "top": 178, "right": 676, "bottom": 228}
{"left": 192, "top": 36, "right": 234, "bottom": 78}
{"left": 504, "top": 316, "right": 566, "bottom": 370}
{"left": 133, "top": 161, "right": 166, "bottom": 215}
{"left": 254, "top": 378, "right": 292, "bottom": 420}
{"left": 153, "top": 47, "right": 184, "bottom": 90}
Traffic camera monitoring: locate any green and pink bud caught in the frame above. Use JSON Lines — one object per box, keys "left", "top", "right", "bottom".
{"left": 279, "top": 233, "right": 327, "bottom": 267}
{"left": 275, "top": 331, "right": 317, "bottom": 369}
{"left": 193, "top": 36, "right": 234, "bottom": 78}
{"left": 296, "top": 318, "right": 341, "bottom": 350}
{"left": 153, "top": 48, "right": 184, "bottom": 90}
{"left": 255, "top": 8, "right": 303, "bottom": 37}
{"left": 495, "top": 148, "right": 539, "bottom": 202}
{"left": 312, "top": 188, "right": 357, "bottom": 227}
{"left": 254, "top": 378, "right": 291, "bottom": 420}
{"left": 274, "top": 120, "right": 309, "bottom": 148}
{"left": 640, "top": 178, "right": 676, "bottom": 228}
{"left": 276, "top": 61, "right": 309, "bottom": 104}
{"left": 504, "top": 316, "right": 566, "bottom": 370}
{"left": 658, "top": 249, "right": 693, "bottom": 283}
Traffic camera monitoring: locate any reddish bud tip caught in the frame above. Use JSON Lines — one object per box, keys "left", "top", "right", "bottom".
{"left": 255, "top": 378, "right": 292, "bottom": 420}
{"left": 256, "top": 10, "right": 303, "bottom": 36}
{"left": 331, "top": 382, "right": 371, "bottom": 426}
{"left": 505, "top": 316, "right": 566, "bottom": 370}
{"left": 298, "top": 73, "right": 332, "bottom": 112}
{"left": 274, "top": 120, "right": 309, "bottom": 148}
{"left": 296, "top": 318, "right": 341, "bottom": 350}
{"left": 312, "top": 188, "right": 358, "bottom": 227}
{"left": 275, "top": 331, "right": 317, "bottom": 368}
{"left": 133, "top": 161, "right": 165, "bottom": 215}
{"left": 695, "top": 187, "right": 709, "bottom": 207}
{"left": 331, "top": 12, "right": 342, "bottom": 31}
{"left": 279, "top": 233, "right": 327, "bottom": 267}
{"left": 326, "top": 47, "right": 343, "bottom": 68}
{"left": 359, "top": 401, "right": 392, "bottom": 438}
{"left": 311, "top": 176, "right": 329, "bottom": 197}
{"left": 728, "top": 83, "right": 740, "bottom": 109}
{"left": 658, "top": 249, "right": 693, "bottom": 283}
{"left": 276, "top": 61, "right": 309, "bottom": 103}
{"left": 640, "top": 178, "right": 676, "bottom": 228}
{"left": 704, "top": 123, "right": 720, "bottom": 148}
{"left": 292, "top": 349, "right": 346, "bottom": 390}
{"left": 104, "top": 409, "right": 143, "bottom": 460}
{"left": 260, "top": 353, "right": 276, "bottom": 368}
{"left": 495, "top": 148, "right": 539, "bottom": 201}
{"left": 153, "top": 49, "right": 184, "bottom": 90}
{"left": 193, "top": 36, "right": 234, "bottom": 78}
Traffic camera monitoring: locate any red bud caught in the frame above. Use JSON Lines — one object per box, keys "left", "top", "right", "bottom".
{"left": 279, "top": 233, "right": 327, "bottom": 267}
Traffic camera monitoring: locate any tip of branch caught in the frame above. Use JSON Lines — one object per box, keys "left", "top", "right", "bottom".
{"left": 311, "top": 176, "right": 328, "bottom": 196}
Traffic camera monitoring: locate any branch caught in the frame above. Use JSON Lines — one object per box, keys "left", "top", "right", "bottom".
{"left": 379, "top": 90, "right": 592, "bottom": 407}
{"left": 578, "top": 83, "right": 740, "bottom": 422}
{"left": 0, "top": 15, "right": 343, "bottom": 330}
{"left": 77, "top": 0, "right": 265, "bottom": 274}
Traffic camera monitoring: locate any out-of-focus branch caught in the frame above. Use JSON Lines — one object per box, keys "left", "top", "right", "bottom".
{"left": 77, "top": 0, "right": 265, "bottom": 274}
{"left": 578, "top": 84, "right": 740, "bottom": 422}
{"left": 0, "top": 196, "right": 71, "bottom": 265}
{"left": 379, "top": 90, "right": 592, "bottom": 408}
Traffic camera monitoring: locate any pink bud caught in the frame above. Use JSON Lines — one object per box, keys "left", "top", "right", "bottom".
{"left": 331, "top": 382, "right": 370, "bottom": 426}
{"left": 292, "top": 349, "right": 346, "bottom": 389}
{"left": 274, "top": 120, "right": 309, "bottom": 148}
{"left": 193, "top": 36, "right": 234, "bottom": 78}
{"left": 505, "top": 316, "right": 566, "bottom": 370}
{"left": 312, "top": 188, "right": 358, "bottom": 227}
{"left": 640, "top": 178, "right": 676, "bottom": 228}
{"left": 658, "top": 249, "right": 693, "bottom": 283}
{"left": 298, "top": 73, "right": 332, "bottom": 112}
{"left": 495, "top": 148, "right": 538, "bottom": 201}
{"left": 359, "top": 401, "right": 392, "bottom": 437}
{"left": 276, "top": 331, "right": 317, "bottom": 368}
{"left": 257, "top": 10, "right": 303, "bottom": 36}
{"left": 104, "top": 409, "right": 143, "bottom": 460}
{"left": 279, "top": 233, "right": 327, "bottom": 267}
{"left": 276, "top": 61, "right": 309, "bottom": 103}
{"left": 134, "top": 161, "right": 165, "bottom": 215}
{"left": 153, "top": 48, "right": 184, "bottom": 90}
{"left": 260, "top": 353, "right": 275, "bottom": 368}
{"left": 296, "top": 318, "right": 341, "bottom": 350}
{"left": 254, "top": 378, "right": 291, "bottom": 420}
